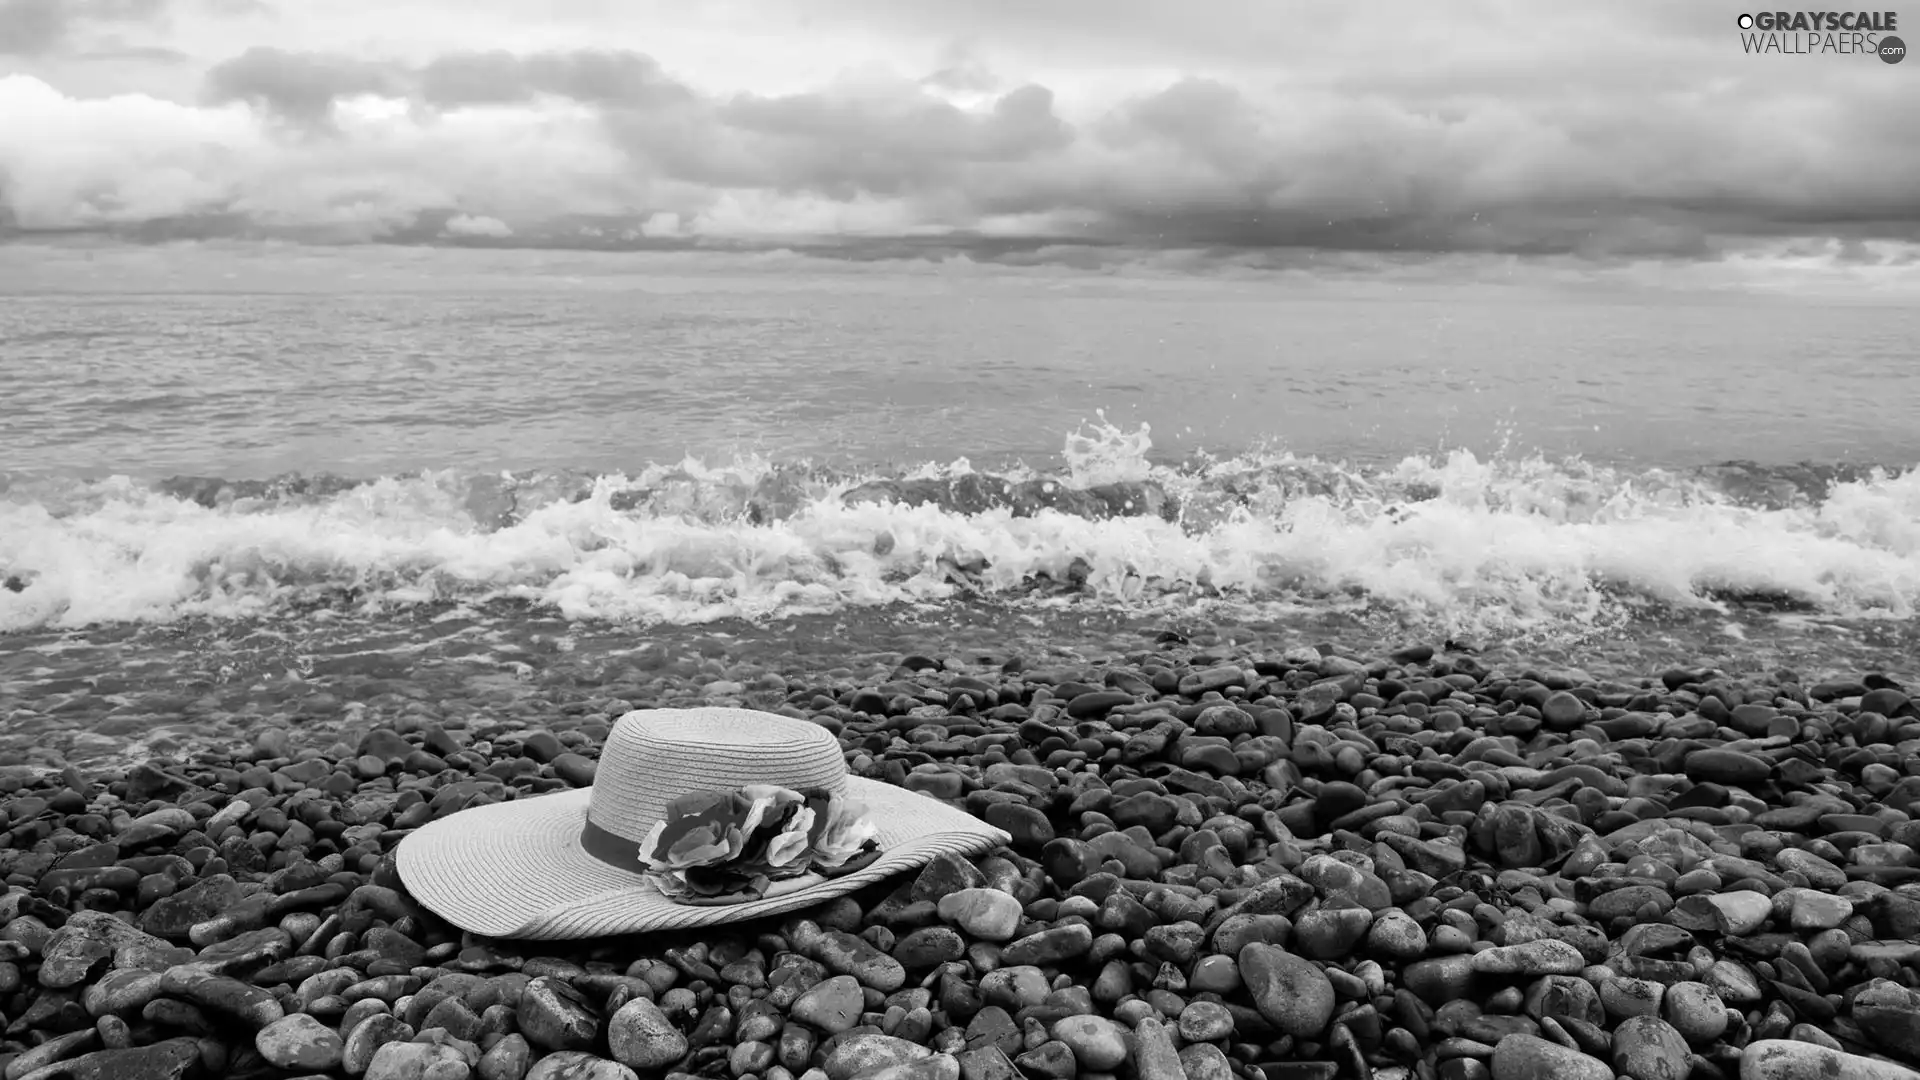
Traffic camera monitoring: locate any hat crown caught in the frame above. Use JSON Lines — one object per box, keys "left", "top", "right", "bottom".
{"left": 586, "top": 710, "right": 850, "bottom": 843}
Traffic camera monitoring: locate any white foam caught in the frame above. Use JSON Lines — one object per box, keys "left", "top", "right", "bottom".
{"left": 2, "top": 427, "right": 1916, "bottom": 635}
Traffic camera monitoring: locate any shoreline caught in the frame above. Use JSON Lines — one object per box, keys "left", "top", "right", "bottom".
{"left": 6, "top": 605, "right": 1920, "bottom": 774}
{"left": 3, "top": 643, "right": 1920, "bottom": 1080}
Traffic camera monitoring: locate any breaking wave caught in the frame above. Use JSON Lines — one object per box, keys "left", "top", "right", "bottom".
{"left": 3, "top": 422, "right": 1916, "bottom": 635}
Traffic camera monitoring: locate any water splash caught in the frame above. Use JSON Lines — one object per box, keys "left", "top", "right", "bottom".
{"left": 2, "top": 424, "right": 1915, "bottom": 637}
{"left": 1063, "top": 412, "right": 1157, "bottom": 487}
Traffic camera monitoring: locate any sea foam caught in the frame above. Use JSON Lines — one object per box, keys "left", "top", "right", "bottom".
{"left": 3, "top": 423, "right": 1915, "bottom": 635}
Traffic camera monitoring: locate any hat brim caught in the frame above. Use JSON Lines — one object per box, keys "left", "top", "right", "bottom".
{"left": 396, "top": 776, "right": 1012, "bottom": 940}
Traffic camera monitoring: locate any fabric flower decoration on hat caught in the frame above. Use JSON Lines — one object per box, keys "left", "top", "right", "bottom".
{"left": 637, "top": 784, "right": 882, "bottom": 903}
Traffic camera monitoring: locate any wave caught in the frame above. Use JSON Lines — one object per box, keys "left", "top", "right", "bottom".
{"left": 2, "top": 422, "right": 1917, "bottom": 635}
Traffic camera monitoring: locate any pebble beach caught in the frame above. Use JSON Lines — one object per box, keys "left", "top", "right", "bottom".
{"left": 4, "top": 632, "right": 1920, "bottom": 1080}
{"left": 4, "top": 248, "right": 1920, "bottom": 1080}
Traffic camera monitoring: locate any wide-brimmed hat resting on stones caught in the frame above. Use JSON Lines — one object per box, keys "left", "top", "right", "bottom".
{"left": 397, "top": 707, "right": 1011, "bottom": 940}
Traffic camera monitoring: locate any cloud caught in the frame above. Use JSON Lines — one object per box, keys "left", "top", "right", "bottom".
{"left": 417, "top": 49, "right": 693, "bottom": 109}
{"left": 5, "top": 1, "right": 1920, "bottom": 264}
{"left": 74, "top": 45, "right": 194, "bottom": 64}
{"left": 0, "top": 74, "right": 628, "bottom": 234}
{"left": 0, "top": 0, "right": 167, "bottom": 57}
{"left": 202, "top": 46, "right": 404, "bottom": 128}
{"left": 443, "top": 212, "right": 510, "bottom": 237}
{"left": 0, "top": 0, "right": 64, "bottom": 55}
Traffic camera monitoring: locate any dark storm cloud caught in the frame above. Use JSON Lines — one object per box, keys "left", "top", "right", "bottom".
{"left": 189, "top": 43, "right": 1075, "bottom": 203}
{"left": 202, "top": 46, "right": 405, "bottom": 127}
{"left": 416, "top": 49, "right": 694, "bottom": 109}
{"left": 200, "top": 46, "right": 696, "bottom": 128}
{"left": 613, "top": 0, "right": 1918, "bottom": 257}
{"left": 144, "top": 29, "right": 1920, "bottom": 257}
{"left": 0, "top": 0, "right": 166, "bottom": 56}
{"left": 1013, "top": 71, "right": 1920, "bottom": 258}
{"left": 18, "top": 0, "right": 1920, "bottom": 263}
{"left": 76, "top": 45, "right": 192, "bottom": 63}
{"left": 667, "top": 83, "right": 1072, "bottom": 197}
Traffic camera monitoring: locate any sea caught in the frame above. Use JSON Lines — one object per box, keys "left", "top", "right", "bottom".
{"left": 3, "top": 242, "right": 1917, "bottom": 764}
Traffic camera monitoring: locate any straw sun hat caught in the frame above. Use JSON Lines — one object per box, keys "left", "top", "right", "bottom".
{"left": 397, "top": 708, "right": 1012, "bottom": 940}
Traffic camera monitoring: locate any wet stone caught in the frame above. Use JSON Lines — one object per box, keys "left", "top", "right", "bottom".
{"left": 937, "top": 889, "right": 1022, "bottom": 942}
{"left": 342, "top": 1014, "right": 414, "bottom": 1075}
{"left": 1177, "top": 1000, "right": 1235, "bottom": 1042}
{"left": 523, "top": 1052, "right": 637, "bottom": 1080}
{"left": 1238, "top": 944, "right": 1333, "bottom": 1037}
{"left": 792, "top": 975, "right": 866, "bottom": 1035}
{"left": 156, "top": 966, "right": 284, "bottom": 1027}
{"left": 607, "top": 997, "right": 687, "bottom": 1071}
{"left": 912, "top": 855, "right": 988, "bottom": 904}
{"left": 999, "top": 925, "right": 1092, "bottom": 967}
{"left": 364, "top": 1041, "right": 471, "bottom": 1080}
{"left": 1050, "top": 1015, "right": 1128, "bottom": 1071}
{"left": 516, "top": 976, "right": 599, "bottom": 1051}
{"left": 817, "top": 930, "right": 909, "bottom": 992}
{"left": 1471, "top": 940, "right": 1585, "bottom": 976}
{"left": 8, "top": 1038, "right": 202, "bottom": 1080}
{"left": 1489, "top": 1034, "right": 1611, "bottom": 1080}
{"left": 478, "top": 1034, "right": 531, "bottom": 1080}
{"left": 254, "top": 1013, "right": 344, "bottom": 1072}
{"left": 822, "top": 1034, "right": 933, "bottom": 1080}
{"left": 1683, "top": 749, "right": 1771, "bottom": 787}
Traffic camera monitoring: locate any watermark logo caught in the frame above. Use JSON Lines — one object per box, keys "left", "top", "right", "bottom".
{"left": 1736, "top": 10, "right": 1906, "bottom": 60}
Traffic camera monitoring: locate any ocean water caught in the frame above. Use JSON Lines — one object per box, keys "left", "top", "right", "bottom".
{"left": 3, "top": 242, "right": 1919, "bottom": 759}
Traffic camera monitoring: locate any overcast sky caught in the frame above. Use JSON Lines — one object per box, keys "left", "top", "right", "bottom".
{"left": 2, "top": 0, "right": 1917, "bottom": 262}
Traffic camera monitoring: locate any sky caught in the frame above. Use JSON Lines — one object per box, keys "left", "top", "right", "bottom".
{"left": 2, "top": 0, "right": 1918, "bottom": 264}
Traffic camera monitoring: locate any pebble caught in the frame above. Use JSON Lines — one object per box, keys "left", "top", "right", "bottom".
{"left": 1178, "top": 1042, "right": 1234, "bottom": 1080}
{"left": 523, "top": 1052, "right": 637, "bottom": 1080}
{"left": 479, "top": 1034, "right": 531, "bottom": 1080}
{"left": 1705, "top": 891, "right": 1772, "bottom": 935}
{"left": 254, "top": 1013, "right": 345, "bottom": 1071}
{"left": 1470, "top": 940, "right": 1584, "bottom": 976}
{"left": 1130, "top": 1018, "right": 1184, "bottom": 1080}
{"left": 1661, "top": 981, "right": 1727, "bottom": 1044}
{"left": 1176, "top": 1001, "right": 1234, "bottom": 1042}
{"left": 1523, "top": 975, "right": 1601, "bottom": 1028}
{"left": 342, "top": 1013, "right": 413, "bottom": 1074}
{"left": 1050, "top": 1016, "right": 1128, "bottom": 1070}
{"left": 1490, "top": 1034, "right": 1611, "bottom": 1080}
{"left": 998, "top": 925, "right": 1092, "bottom": 967}
{"left": 935, "top": 890, "right": 1022, "bottom": 942}
{"left": 606, "top": 997, "right": 686, "bottom": 1071}
{"left": 156, "top": 966, "right": 285, "bottom": 1027}
{"left": 1366, "top": 910, "right": 1428, "bottom": 959}
{"left": 1683, "top": 749, "right": 1770, "bottom": 787}
{"left": 792, "top": 975, "right": 865, "bottom": 1034}
{"left": 822, "top": 1035, "right": 932, "bottom": 1080}
{"left": 817, "top": 930, "right": 908, "bottom": 992}
{"left": 1601, "top": 976, "right": 1665, "bottom": 1020}
{"left": 1291, "top": 905, "right": 1373, "bottom": 959}
{"left": 1740, "top": 1039, "right": 1920, "bottom": 1080}
{"left": 8, "top": 1040, "right": 202, "bottom": 1080}
{"left": 1855, "top": 982, "right": 1920, "bottom": 1061}
{"left": 1610, "top": 1015, "right": 1691, "bottom": 1080}
{"left": 515, "top": 977, "right": 599, "bottom": 1051}
{"left": 1238, "top": 944, "right": 1334, "bottom": 1037}
{"left": 364, "top": 1041, "right": 472, "bottom": 1080}
{"left": 1783, "top": 889, "right": 1851, "bottom": 931}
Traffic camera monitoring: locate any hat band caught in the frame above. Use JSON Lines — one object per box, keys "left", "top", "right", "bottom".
{"left": 580, "top": 819, "right": 646, "bottom": 874}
